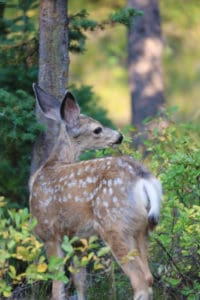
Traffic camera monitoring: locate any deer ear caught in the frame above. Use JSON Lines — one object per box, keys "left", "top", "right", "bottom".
{"left": 60, "top": 91, "right": 80, "bottom": 128}
{"left": 32, "top": 83, "right": 60, "bottom": 121}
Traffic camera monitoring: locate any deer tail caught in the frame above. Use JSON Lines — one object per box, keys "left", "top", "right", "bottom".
{"left": 145, "top": 178, "right": 162, "bottom": 228}
{"left": 136, "top": 178, "right": 162, "bottom": 229}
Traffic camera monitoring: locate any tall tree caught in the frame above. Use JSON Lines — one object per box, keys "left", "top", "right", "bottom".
{"left": 127, "top": 0, "right": 165, "bottom": 137}
{"left": 31, "top": 0, "right": 69, "bottom": 174}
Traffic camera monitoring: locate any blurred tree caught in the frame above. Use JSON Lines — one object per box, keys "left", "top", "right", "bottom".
{"left": 127, "top": 0, "right": 165, "bottom": 140}
{"left": 31, "top": 0, "right": 69, "bottom": 174}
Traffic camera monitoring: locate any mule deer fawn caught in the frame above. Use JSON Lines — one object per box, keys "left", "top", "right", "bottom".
{"left": 30, "top": 84, "right": 162, "bottom": 300}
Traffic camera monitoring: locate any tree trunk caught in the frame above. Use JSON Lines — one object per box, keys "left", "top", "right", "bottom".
{"left": 127, "top": 0, "right": 164, "bottom": 138}
{"left": 31, "top": 0, "right": 69, "bottom": 174}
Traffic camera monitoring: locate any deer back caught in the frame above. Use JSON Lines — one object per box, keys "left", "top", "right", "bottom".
{"left": 30, "top": 154, "right": 161, "bottom": 243}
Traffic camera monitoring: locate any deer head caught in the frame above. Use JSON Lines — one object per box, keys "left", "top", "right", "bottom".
{"left": 33, "top": 84, "right": 123, "bottom": 164}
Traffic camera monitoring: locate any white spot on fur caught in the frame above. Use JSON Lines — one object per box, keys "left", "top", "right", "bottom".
{"left": 79, "top": 179, "right": 87, "bottom": 188}
{"left": 96, "top": 197, "right": 100, "bottom": 205}
{"left": 77, "top": 169, "right": 82, "bottom": 176}
{"left": 83, "top": 190, "right": 89, "bottom": 197}
{"left": 113, "top": 196, "right": 118, "bottom": 203}
{"left": 85, "top": 165, "right": 90, "bottom": 172}
{"left": 69, "top": 173, "right": 74, "bottom": 179}
{"left": 102, "top": 179, "right": 107, "bottom": 185}
{"left": 86, "top": 177, "right": 93, "bottom": 184}
{"left": 75, "top": 196, "right": 81, "bottom": 202}
{"left": 114, "top": 178, "right": 123, "bottom": 185}
{"left": 92, "top": 176, "right": 98, "bottom": 183}
{"left": 40, "top": 197, "right": 52, "bottom": 208}
{"left": 103, "top": 187, "right": 107, "bottom": 194}
{"left": 108, "top": 180, "right": 112, "bottom": 187}
{"left": 109, "top": 188, "right": 113, "bottom": 195}
{"left": 68, "top": 181, "right": 76, "bottom": 188}
{"left": 103, "top": 201, "right": 108, "bottom": 207}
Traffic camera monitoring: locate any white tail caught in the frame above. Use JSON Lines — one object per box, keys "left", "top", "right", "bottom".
{"left": 135, "top": 178, "right": 162, "bottom": 228}
{"left": 30, "top": 84, "right": 162, "bottom": 300}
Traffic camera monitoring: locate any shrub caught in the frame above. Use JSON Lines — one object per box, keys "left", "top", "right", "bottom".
{"left": 0, "top": 89, "right": 43, "bottom": 206}
{"left": 144, "top": 119, "right": 200, "bottom": 299}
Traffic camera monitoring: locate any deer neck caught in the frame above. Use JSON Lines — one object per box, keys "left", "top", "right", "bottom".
{"left": 45, "top": 125, "right": 81, "bottom": 165}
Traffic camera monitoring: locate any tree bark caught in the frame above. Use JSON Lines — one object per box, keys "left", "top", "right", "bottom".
{"left": 127, "top": 0, "right": 164, "bottom": 138}
{"left": 31, "top": 0, "right": 69, "bottom": 175}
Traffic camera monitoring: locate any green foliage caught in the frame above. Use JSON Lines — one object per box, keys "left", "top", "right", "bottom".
{"left": 0, "top": 0, "right": 38, "bottom": 93}
{"left": 0, "top": 197, "right": 111, "bottom": 299}
{"left": 109, "top": 8, "right": 143, "bottom": 27}
{"left": 69, "top": 9, "right": 98, "bottom": 53}
{"left": 69, "top": 7, "right": 142, "bottom": 53}
{"left": 0, "top": 89, "right": 44, "bottom": 206}
{"left": 143, "top": 119, "right": 200, "bottom": 299}
{"left": 61, "top": 236, "right": 110, "bottom": 273}
{"left": 0, "top": 197, "right": 67, "bottom": 298}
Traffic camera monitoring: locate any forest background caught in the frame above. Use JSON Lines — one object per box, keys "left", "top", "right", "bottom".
{"left": 0, "top": 0, "right": 199, "bottom": 299}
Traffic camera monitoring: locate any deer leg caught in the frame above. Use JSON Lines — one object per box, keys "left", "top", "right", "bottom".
{"left": 45, "top": 240, "right": 65, "bottom": 300}
{"left": 99, "top": 229, "right": 152, "bottom": 300}
{"left": 136, "top": 231, "right": 153, "bottom": 298}
{"left": 71, "top": 266, "right": 87, "bottom": 300}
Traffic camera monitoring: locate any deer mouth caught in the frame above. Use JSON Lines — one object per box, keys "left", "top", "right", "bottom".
{"left": 108, "top": 134, "right": 123, "bottom": 148}
{"left": 114, "top": 134, "right": 123, "bottom": 145}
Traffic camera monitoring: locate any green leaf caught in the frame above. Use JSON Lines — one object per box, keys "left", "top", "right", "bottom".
{"left": 97, "top": 246, "right": 110, "bottom": 257}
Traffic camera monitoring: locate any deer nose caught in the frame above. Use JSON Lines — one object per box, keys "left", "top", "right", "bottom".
{"left": 115, "top": 133, "right": 123, "bottom": 144}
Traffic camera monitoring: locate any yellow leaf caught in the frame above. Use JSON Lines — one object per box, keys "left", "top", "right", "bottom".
{"left": 2, "top": 231, "right": 9, "bottom": 238}
{"left": 94, "top": 263, "right": 104, "bottom": 270}
{"left": 80, "top": 239, "right": 88, "bottom": 248}
{"left": 3, "top": 291, "right": 12, "bottom": 297}
{"left": 121, "top": 256, "right": 130, "bottom": 265}
{"left": 121, "top": 249, "right": 139, "bottom": 265}
{"left": 128, "top": 249, "right": 139, "bottom": 258}
{"left": 9, "top": 265, "right": 16, "bottom": 277}
{"left": 0, "top": 196, "right": 6, "bottom": 207}
{"left": 37, "top": 263, "right": 48, "bottom": 273}
{"left": 68, "top": 265, "right": 77, "bottom": 273}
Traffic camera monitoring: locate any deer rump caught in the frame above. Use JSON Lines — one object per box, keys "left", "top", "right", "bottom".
{"left": 30, "top": 156, "right": 161, "bottom": 243}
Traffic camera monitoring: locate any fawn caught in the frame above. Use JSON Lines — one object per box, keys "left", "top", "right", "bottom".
{"left": 30, "top": 84, "right": 162, "bottom": 300}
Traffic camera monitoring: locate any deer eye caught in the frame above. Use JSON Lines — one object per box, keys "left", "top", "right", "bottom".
{"left": 93, "top": 127, "right": 102, "bottom": 134}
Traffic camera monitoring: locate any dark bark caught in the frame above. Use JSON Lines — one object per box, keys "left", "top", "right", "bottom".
{"left": 128, "top": 0, "right": 165, "bottom": 136}
{"left": 31, "top": 0, "right": 69, "bottom": 175}
{"left": 0, "top": 2, "right": 6, "bottom": 35}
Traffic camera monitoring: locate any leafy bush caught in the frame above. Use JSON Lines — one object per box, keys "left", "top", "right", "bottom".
{"left": 0, "top": 197, "right": 110, "bottom": 299}
{"left": 0, "top": 89, "right": 43, "bottom": 206}
{"left": 0, "top": 197, "right": 66, "bottom": 298}
{"left": 143, "top": 119, "right": 200, "bottom": 299}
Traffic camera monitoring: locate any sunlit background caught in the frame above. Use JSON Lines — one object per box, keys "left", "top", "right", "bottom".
{"left": 4, "top": 0, "right": 200, "bottom": 125}
{"left": 69, "top": 0, "right": 200, "bottom": 125}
